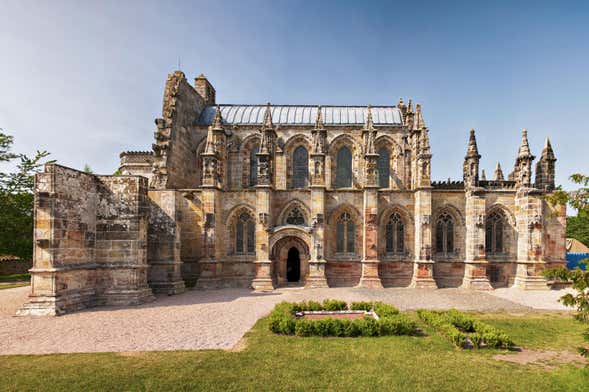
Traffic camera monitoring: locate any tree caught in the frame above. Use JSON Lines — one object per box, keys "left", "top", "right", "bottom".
{"left": 544, "top": 173, "right": 589, "bottom": 358}
{"left": 0, "top": 129, "right": 54, "bottom": 261}
{"left": 83, "top": 164, "right": 93, "bottom": 174}
{"left": 567, "top": 212, "right": 589, "bottom": 248}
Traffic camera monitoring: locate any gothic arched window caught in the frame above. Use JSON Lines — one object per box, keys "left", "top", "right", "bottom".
{"left": 377, "top": 148, "right": 390, "bottom": 188}
{"left": 249, "top": 146, "right": 259, "bottom": 187}
{"left": 335, "top": 147, "right": 352, "bottom": 188}
{"left": 435, "top": 212, "right": 454, "bottom": 255}
{"left": 235, "top": 212, "right": 255, "bottom": 254}
{"left": 292, "top": 146, "right": 308, "bottom": 188}
{"left": 485, "top": 211, "right": 505, "bottom": 255}
{"left": 336, "top": 212, "right": 355, "bottom": 253}
{"left": 286, "top": 206, "right": 305, "bottom": 225}
{"left": 385, "top": 213, "right": 404, "bottom": 254}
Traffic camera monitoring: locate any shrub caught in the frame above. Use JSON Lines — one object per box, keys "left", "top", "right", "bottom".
{"left": 269, "top": 300, "right": 417, "bottom": 337}
{"left": 322, "top": 299, "right": 347, "bottom": 311}
{"left": 350, "top": 301, "right": 373, "bottom": 311}
{"left": 378, "top": 314, "right": 417, "bottom": 336}
{"left": 295, "top": 319, "right": 315, "bottom": 337}
{"left": 418, "top": 309, "right": 514, "bottom": 349}
{"left": 373, "top": 302, "right": 399, "bottom": 318}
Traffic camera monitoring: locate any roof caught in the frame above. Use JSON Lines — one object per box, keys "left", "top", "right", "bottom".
{"left": 566, "top": 238, "right": 589, "bottom": 253}
{"left": 198, "top": 105, "right": 403, "bottom": 126}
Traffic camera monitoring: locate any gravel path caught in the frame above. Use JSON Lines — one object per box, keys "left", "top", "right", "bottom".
{"left": 0, "top": 286, "right": 572, "bottom": 355}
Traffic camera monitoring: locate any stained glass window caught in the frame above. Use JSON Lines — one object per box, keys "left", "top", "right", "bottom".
{"left": 377, "top": 148, "right": 390, "bottom": 188}
{"left": 286, "top": 206, "right": 305, "bottom": 225}
{"left": 292, "top": 146, "right": 308, "bottom": 188}
{"left": 485, "top": 211, "right": 505, "bottom": 254}
{"left": 435, "top": 212, "right": 454, "bottom": 255}
{"left": 249, "top": 146, "right": 259, "bottom": 187}
{"left": 336, "top": 212, "right": 354, "bottom": 253}
{"left": 335, "top": 147, "right": 352, "bottom": 188}
{"left": 385, "top": 213, "right": 404, "bottom": 254}
{"left": 235, "top": 212, "right": 255, "bottom": 254}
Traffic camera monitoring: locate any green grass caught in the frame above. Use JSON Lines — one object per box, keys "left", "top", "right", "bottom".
{"left": 0, "top": 282, "right": 29, "bottom": 290}
{"left": 0, "top": 312, "right": 587, "bottom": 391}
{"left": 0, "top": 273, "right": 30, "bottom": 282}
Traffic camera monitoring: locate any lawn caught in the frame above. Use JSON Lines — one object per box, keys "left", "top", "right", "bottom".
{"left": 0, "top": 312, "right": 587, "bottom": 391}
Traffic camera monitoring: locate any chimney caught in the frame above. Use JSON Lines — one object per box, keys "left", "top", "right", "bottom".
{"left": 194, "top": 74, "right": 216, "bottom": 106}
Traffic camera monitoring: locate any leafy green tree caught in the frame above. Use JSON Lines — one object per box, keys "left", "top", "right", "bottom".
{"left": 545, "top": 173, "right": 589, "bottom": 358}
{"left": 0, "top": 129, "right": 54, "bottom": 261}
{"left": 567, "top": 212, "right": 589, "bottom": 247}
{"left": 83, "top": 164, "right": 93, "bottom": 174}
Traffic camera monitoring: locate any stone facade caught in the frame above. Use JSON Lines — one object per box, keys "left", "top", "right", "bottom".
{"left": 19, "top": 71, "right": 567, "bottom": 315}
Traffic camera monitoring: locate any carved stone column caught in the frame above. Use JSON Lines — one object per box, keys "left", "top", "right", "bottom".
{"left": 195, "top": 188, "right": 220, "bottom": 289}
{"left": 513, "top": 189, "right": 549, "bottom": 290}
{"left": 306, "top": 187, "right": 328, "bottom": 288}
{"left": 411, "top": 189, "right": 437, "bottom": 288}
{"left": 357, "top": 189, "right": 383, "bottom": 288}
{"left": 462, "top": 190, "right": 492, "bottom": 290}
{"left": 251, "top": 187, "right": 275, "bottom": 290}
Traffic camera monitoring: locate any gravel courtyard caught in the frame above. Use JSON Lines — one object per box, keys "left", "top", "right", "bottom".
{"left": 0, "top": 286, "right": 573, "bottom": 355}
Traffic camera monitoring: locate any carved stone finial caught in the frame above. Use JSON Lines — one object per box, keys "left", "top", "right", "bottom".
{"left": 481, "top": 169, "right": 486, "bottom": 181}
{"left": 494, "top": 162, "right": 504, "bottom": 181}
{"left": 314, "top": 105, "right": 324, "bottom": 130}
{"left": 212, "top": 105, "right": 223, "bottom": 131}
{"left": 263, "top": 102, "right": 273, "bottom": 129}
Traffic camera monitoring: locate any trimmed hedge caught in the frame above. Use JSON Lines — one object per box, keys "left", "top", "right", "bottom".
{"left": 417, "top": 309, "right": 514, "bottom": 349}
{"left": 269, "top": 300, "right": 416, "bottom": 337}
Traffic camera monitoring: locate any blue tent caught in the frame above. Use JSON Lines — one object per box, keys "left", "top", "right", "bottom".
{"left": 566, "top": 253, "right": 588, "bottom": 270}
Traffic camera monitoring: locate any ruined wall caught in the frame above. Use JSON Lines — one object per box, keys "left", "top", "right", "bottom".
{"left": 19, "top": 165, "right": 153, "bottom": 316}
{"left": 151, "top": 71, "right": 207, "bottom": 190}
{"left": 147, "top": 190, "right": 186, "bottom": 294}
{"left": 94, "top": 176, "right": 153, "bottom": 304}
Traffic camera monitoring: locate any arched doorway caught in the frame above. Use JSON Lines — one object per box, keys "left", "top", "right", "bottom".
{"left": 287, "top": 247, "right": 301, "bottom": 282}
{"left": 270, "top": 231, "right": 311, "bottom": 286}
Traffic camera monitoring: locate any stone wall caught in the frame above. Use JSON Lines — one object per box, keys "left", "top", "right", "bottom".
{"left": 18, "top": 165, "right": 154, "bottom": 316}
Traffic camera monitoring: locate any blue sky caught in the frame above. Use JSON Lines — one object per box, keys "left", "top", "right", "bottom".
{"left": 1, "top": 0, "right": 588, "bottom": 189}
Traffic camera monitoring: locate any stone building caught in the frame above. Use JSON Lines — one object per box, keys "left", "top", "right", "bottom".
{"left": 18, "top": 71, "right": 566, "bottom": 315}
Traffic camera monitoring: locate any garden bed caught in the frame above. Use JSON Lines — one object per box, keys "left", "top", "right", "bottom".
{"left": 269, "top": 300, "right": 417, "bottom": 337}
{"left": 417, "top": 309, "right": 514, "bottom": 349}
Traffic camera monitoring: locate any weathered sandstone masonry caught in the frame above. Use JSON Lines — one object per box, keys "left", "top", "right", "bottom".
{"left": 19, "top": 71, "right": 567, "bottom": 315}
{"left": 19, "top": 165, "right": 153, "bottom": 315}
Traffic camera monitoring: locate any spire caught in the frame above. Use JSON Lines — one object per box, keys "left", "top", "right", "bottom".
{"left": 263, "top": 102, "right": 273, "bottom": 129}
{"left": 463, "top": 129, "right": 481, "bottom": 188}
{"left": 420, "top": 128, "right": 431, "bottom": 155}
{"left": 517, "top": 128, "right": 534, "bottom": 159}
{"left": 465, "top": 129, "right": 481, "bottom": 159}
{"left": 312, "top": 106, "right": 327, "bottom": 155}
{"left": 407, "top": 99, "right": 413, "bottom": 113}
{"left": 494, "top": 162, "right": 504, "bottom": 181}
{"left": 212, "top": 105, "right": 223, "bottom": 131}
{"left": 481, "top": 169, "right": 487, "bottom": 181}
{"left": 203, "top": 125, "right": 215, "bottom": 155}
{"left": 541, "top": 137, "right": 556, "bottom": 161}
{"left": 364, "top": 105, "right": 377, "bottom": 156}
{"left": 365, "top": 104, "right": 374, "bottom": 131}
{"left": 314, "top": 105, "right": 324, "bottom": 130}
{"left": 413, "top": 104, "right": 426, "bottom": 130}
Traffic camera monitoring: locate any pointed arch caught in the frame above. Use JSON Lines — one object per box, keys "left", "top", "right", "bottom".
{"left": 485, "top": 203, "right": 517, "bottom": 259}
{"left": 195, "top": 136, "right": 207, "bottom": 187}
{"left": 375, "top": 135, "right": 404, "bottom": 189}
{"left": 277, "top": 199, "right": 311, "bottom": 226}
{"left": 239, "top": 133, "right": 261, "bottom": 189}
{"left": 432, "top": 204, "right": 464, "bottom": 258}
{"left": 378, "top": 204, "right": 414, "bottom": 259}
{"left": 327, "top": 203, "right": 362, "bottom": 257}
{"left": 284, "top": 134, "right": 311, "bottom": 189}
{"left": 329, "top": 134, "right": 361, "bottom": 189}
{"left": 225, "top": 204, "right": 256, "bottom": 255}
